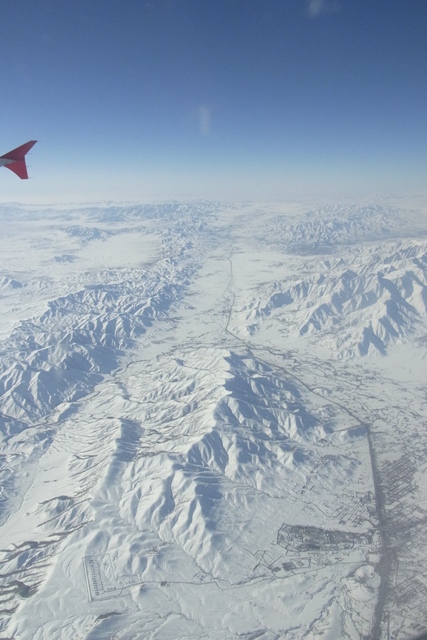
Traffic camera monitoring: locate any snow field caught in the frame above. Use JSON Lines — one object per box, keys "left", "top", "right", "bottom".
{"left": 1, "top": 200, "right": 426, "bottom": 639}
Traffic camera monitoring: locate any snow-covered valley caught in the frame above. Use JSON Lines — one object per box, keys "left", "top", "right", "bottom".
{"left": 1, "top": 200, "right": 426, "bottom": 639}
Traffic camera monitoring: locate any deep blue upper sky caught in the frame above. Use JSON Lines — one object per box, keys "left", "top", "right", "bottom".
{"left": 0, "top": 0, "right": 426, "bottom": 202}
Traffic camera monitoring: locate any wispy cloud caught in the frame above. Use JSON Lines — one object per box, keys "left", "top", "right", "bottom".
{"left": 306, "top": 0, "right": 341, "bottom": 18}
{"left": 196, "top": 105, "right": 211, "bottom": 136}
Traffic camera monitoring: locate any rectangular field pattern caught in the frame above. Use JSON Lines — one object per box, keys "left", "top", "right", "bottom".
{"left": 83, "top": 554, "right": 143, "bottom": 602}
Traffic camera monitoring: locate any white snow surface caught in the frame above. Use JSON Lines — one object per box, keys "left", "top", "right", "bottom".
{"left": 0, "top": 200, "right": 427, "bottom": 639}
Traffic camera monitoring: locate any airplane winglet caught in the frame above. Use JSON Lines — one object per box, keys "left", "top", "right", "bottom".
{"left": 5, "top": 160, "right": 29, "bottom": 180}
{"left": 0, "top": 141, "right": 37, "bottom": 179}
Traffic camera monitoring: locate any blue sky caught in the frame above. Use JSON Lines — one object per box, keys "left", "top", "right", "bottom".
{"left": 0, "top": 0, "right": 426, "bottom": 202}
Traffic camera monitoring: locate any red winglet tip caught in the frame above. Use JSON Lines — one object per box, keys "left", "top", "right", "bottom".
{"left": 5, "top": 161, "right": 29, "bottom": 180}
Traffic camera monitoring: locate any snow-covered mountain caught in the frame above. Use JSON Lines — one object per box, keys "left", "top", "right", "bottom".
{"left": 233, "top": 240, "right": 427, "bottom": 358}
{"left": 0, "top": 200, "right": 426, "bottom": 639}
